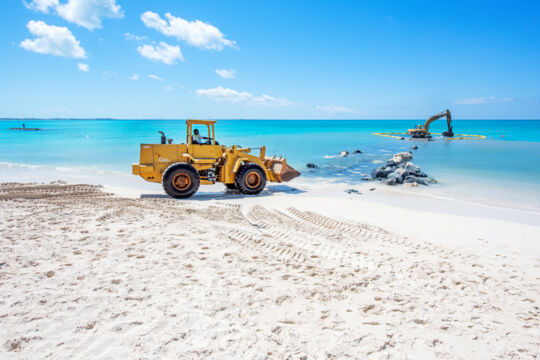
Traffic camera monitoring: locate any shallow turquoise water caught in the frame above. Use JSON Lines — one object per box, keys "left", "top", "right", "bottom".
{"left": 1, "top": 119, "right": 539, "bottom": 207}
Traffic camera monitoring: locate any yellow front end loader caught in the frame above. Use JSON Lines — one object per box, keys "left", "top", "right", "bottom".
{"left": 132, "top": 119, "right": 301, "bottom": 198}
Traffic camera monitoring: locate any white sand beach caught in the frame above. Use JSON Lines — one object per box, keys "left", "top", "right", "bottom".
{"left": 3, "top": 0, "right": 540, "bottom": 358}
{"left": 1, "top": 180, "right": 539, "bottom": 359}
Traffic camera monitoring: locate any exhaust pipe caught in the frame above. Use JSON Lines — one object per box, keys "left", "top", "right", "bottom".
{"left": 159, "top": 131, "right": 166, "bottom": 144}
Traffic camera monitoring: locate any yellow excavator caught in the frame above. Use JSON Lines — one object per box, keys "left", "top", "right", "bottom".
{"left": 407, "top": 109, "right": 454, "bottom": 138}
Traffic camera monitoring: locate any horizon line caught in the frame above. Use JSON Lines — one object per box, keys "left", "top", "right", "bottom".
{"left": 1, "top": 118, "right": 540, "bottom": 121}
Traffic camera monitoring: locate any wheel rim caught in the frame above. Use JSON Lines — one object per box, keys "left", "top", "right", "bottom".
{"left": 245, "top": 171, "right": 261, "bottom": 189}
{"left": 172, "top": 173, "right": 191, "bottom": 191}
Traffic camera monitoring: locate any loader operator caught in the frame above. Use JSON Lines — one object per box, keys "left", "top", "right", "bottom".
{"left": 192, "top": 129, "right": 209, "bottom": 144}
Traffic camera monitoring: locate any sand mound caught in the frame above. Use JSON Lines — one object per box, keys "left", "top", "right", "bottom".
{"left": 0, "top": 183, "right": 538, "bottom": 359}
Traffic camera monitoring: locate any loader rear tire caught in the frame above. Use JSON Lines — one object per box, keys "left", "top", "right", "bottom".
{"left": 235, "top": 164, "right": 266, "bottom": 195}
{"left": 162, "top": 163, "right": 200, "bottom": 199}
{"left": 225, "top": 183, "right": 237, "bottom": 190}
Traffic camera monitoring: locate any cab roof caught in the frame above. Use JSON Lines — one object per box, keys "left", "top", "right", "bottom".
{"left": 186, "top": 119, "right": 216, "bottom": 125}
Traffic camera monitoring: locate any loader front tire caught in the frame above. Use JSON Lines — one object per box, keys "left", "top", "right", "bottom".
{"left": 235, "top": 164, "right": 266, "bottom": 195}
{"left": 162, "top": 163, "right": 200, "bottom": 199}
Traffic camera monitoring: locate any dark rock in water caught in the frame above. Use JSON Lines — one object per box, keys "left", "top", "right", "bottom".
{"left": 404, "top": 161, "right": 421, "bottom": 174}
{"left": 306, "top": 163, "right": 318, "bottom": 169}
{"left": 372, "top": 151, "right": 434, "bottom": 186}
{"left": 400, "top": 137, "right": 405, "bottom": 140}
{"left": 371, "top": 166, "right": 394, "bottom": 179}
{"left": 383, "top": 177, "right": 397, "bottom": 185}
{"left": 371, "top": 167, "right": 383, "bottom": 178}
{"left": 394, "top": 168, "right": 407, "bottom": 177}
{"left": 382, "top": 167, "right": 394, "bottom": 177}
{"left": 353, "top": 149, "right": 362, "bottom": 154}
{"left": 403, "top": 176, "right": 417, "bottom": 184}
{"left": 340, "top": 151, "right": 349, "bottom": 157}
{"left": 369, "top": 187, "right": 375, "bottom": 191}
{"left": 391, "top": 152, "right": 413, "bottom": 165}
{"left": 345, "top": 189, "right": 361, "bottom": 195}
{"left": 387, "top": 170, "right": 404, "bottom": 184}
{"left": 411, "top": 145, "right": 418, "bottom": 150}
{"left": 404, "top": 175, "right": 428, "bottom": 185}
{"left": 371, "top": 166, "right": 391, "bottom": 179}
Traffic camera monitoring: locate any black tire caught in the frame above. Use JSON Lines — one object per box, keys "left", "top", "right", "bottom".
{"left": 235, "top": 164, "right": 266, "bottom": 195}
{"left": 162, "top": 163, "right": 200, "bottom": 198}
{"left": 224, "top": 183, "right": 237, "bottom": 190}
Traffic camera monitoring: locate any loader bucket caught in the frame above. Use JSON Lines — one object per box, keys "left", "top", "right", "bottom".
{"left": 265, "top": 157, "right": 301, "bottom": 182}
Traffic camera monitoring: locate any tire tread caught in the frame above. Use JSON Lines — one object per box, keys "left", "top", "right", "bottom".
{"left": 162, "top": 163, "right": 200, "bottom": 198}
{"left": 235, "top": 164, "right": 266, "bottom": 195}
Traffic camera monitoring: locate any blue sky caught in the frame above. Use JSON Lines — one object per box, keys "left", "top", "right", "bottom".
{"left": 1, "top": 0, "right": 539, "bottom": 119}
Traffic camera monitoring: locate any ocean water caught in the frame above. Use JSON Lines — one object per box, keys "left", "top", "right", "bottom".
{"left": 1, "top": 119, "right": 540, "bottom": 209}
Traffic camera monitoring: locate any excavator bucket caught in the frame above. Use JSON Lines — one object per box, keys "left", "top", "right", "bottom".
{"left": 264, "top": 157, "right": 301, "bottom": 182}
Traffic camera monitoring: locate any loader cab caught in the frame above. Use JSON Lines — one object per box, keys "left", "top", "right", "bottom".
{"left": 186, "top": 119, "right": 222, "bottom": 158}
{"left": 186, "top": 119, "right": 216, "bottom": 145}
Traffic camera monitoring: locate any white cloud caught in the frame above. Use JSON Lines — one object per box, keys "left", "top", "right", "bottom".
{"left": 57, "top": 0, "right": 123, "bottom": 30}
{"left": 24, "top": 0, "right": 58, "bottom": 13}
{"left": 25, "top": 0, "right": 124, "bottom": 30}
{"left": 147, "top": 74, "right": 164, "bottom": 81}
{"left": 454, "top": 97, "right": 515, "bottom": 105}
{"left": 77, "top": 62, "right": 89, "bottom": 71}
{"left": 137, "top": 41, "right": 183, "bottom": 65}
{"left": 20, "top": 20, "right": 86, "bottom": 58}
{"left": 129, "top": 73, "right": 140, "bottom": 80}
{"left": 196, "top": 86, "right": 292, "bottom": 106}
{"left": 316, "top": 105, "right": 355, "bottom": 114}
{"left": 216, "top": 69, "right": 235, "bottom": 79}
{"left": 163, "top": 85, "right": 174, "bottom": 92}
{"left": 124, "top": 32, "right": 146, "bottom": 41}
{"left": 141, "top": 11, "right": 236, "bottom": 51}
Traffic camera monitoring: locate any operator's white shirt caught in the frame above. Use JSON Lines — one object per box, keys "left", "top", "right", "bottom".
{"left": 193, "top": 135, "right": 203, "bottom": 143}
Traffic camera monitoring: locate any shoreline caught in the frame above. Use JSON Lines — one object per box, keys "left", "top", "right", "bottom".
{"left": 2, "top": 161, "right": 540, "bottom": 212}
{"left": 2, "top": 164, "right": 540, "bottom": 253}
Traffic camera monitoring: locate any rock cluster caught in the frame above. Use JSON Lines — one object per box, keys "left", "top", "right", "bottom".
{"left": 371, "top": 152, "right": 436, "bottom": 186}
{"left": 340, "top": 149, "right": 362, "bottom": 157}
{"left": 307, "top": 149, "right": 363, "bottom": 168}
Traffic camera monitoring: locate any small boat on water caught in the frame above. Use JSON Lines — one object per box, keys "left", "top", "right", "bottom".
{"left": 9, "top": 127, "right": 42, "bottom": 131}
{"left": 9, "top": 123, "right": 42, "bottom": 131}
